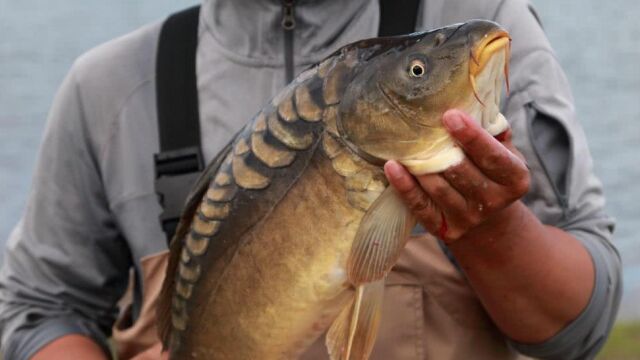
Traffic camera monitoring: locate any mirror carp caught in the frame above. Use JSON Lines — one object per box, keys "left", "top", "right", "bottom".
{"left": 158, "top": 19, "right": 511, "bottom": 360}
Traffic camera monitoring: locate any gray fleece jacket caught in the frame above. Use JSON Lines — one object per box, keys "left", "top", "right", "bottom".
{"left": 0, "top": 0, "right": 621, "bottom": 359}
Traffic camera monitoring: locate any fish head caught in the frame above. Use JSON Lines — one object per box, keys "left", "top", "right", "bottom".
{"left": 338, "top": 20, "right": 511, "bottom": 174}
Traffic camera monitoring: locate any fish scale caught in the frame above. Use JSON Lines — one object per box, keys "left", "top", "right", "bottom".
{"left": 163, "top": 56, "right": 380, "bottom": 357}
{"left": 163, "top": 65, "right": 333, "bottom": 356}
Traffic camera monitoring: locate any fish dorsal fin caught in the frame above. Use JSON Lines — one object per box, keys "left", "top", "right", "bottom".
{"left": 326, "top": 279, "right": 385, "bottom": 360}
{"left": 157, "top": 140, "right": 233, "bottom": 348}
{"left": 347, "top": 186, "right": 416, "bottom": 283}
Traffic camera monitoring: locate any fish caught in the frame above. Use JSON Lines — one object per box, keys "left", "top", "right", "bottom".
{"left": 157, "top": 19, "right": 511, "bottom": 360}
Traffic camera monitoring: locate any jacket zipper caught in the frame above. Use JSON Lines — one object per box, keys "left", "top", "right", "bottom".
{"left": 281, "top": 0, "right": 296, "bottom": 84}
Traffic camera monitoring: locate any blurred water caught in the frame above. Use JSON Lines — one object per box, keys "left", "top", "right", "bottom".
{"left": 0, "top": 1, "right": 638, "bottom": 320}
{"left": 533, "top": 0, "right": 640, "bottom": 320}
{"left": 0, "top": 1, "right": 197, "bottom": 244}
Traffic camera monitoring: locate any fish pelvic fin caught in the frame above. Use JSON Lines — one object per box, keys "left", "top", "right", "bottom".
{"left": 347, "top": 186, "right": 416, "bottom": 283}
{"left": 326, "top": 280, "right": 385, "bottom": 360}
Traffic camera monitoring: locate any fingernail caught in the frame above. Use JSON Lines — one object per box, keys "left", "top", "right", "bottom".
{"left": 384, "top": 161, "right": 403, "bottom": 180}
{"left": 444, "top": 111, "right": 466, "bottom": 132}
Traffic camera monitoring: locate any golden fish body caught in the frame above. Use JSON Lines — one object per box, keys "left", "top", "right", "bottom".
{"left": 158, "top": 19, "right": 512, "bottom": 360}
{"left": 185, "top": 150, "right": 367, "bottom": 359}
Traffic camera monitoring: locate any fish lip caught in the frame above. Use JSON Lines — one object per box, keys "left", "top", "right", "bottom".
{"left": 469, "top": 30, "right": 511, "bottom": 75}
{"left": 468, "top": 30, "right": 511, "bottom": 106}
{"left": 376, "top": 81, "right": 435, "bottom": 130}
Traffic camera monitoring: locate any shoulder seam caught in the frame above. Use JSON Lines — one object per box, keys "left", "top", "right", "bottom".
{"left": 491, "top": 0, "right": 509, "bottom": 21}
{"left": 95, "top": 77, "right": 155, "bottom": 202}
{"left": 109, "top": 191, "right": 158, "bottom": 212}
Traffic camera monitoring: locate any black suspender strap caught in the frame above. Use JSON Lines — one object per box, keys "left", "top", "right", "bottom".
{"left": 154, "top": 6, "right": 203, "bottom": 242}
{"left": 378, "top": 0, "right": 421, "bottom": 37}
{"left": 156, "top": 5, "right": 202, "bottom": 162}
{"left": 153, "top": 3, "right": 420, "bottom": 242}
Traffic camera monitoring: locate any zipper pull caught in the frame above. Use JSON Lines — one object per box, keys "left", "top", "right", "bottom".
{"left": 281, "top": 0, "right": 296, "bottom": 83}
{"left": 281, "top": 0, "right": 296, "bottom": 30}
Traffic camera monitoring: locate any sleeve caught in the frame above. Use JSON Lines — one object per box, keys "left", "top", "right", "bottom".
{"left": 0, "top": 64, "right": 133, "bottom": 359}
{"left": 494, "top": 1, "right": 623, "bottom": 359}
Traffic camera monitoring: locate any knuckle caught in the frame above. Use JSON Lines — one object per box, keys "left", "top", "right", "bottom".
{"left": 460, "top": 130, "right": 482, "bottom": 148}
{"left": 484, "top": 200, "right": 499, "bottom": 213}
{"left": 393, "top": 177, "right": 417, "bottom": 194}
{"left": 512, "top": 148, "right": 527, "bottom": 164}
{"left": 442, "top": 168, "right": 455, "bottom": 180}
{"left": 443, "top": 166, "right": 466, "bottom": 185}
{"left": 442, "top": 228, "right": 463, "bottom": 243}
{"left": 428, "top": 182, "right": 449, "bottom": 200}
{"left": 481, "top": 152, "right": 506, "bottom": 170}
{"left": 512, "top": 172, "right": 531, "bottom": 196}
{"left": 466, "top": 210, "right": 483, "bottom": 227}
{"left": 407, "top": 190, "right": 432, "bottom": 213}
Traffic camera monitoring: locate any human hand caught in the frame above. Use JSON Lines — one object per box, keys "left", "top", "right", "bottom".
{"left": 130, "top": 343, "right": 169, "bottom": 360}
{"left": 384, "top": 109, "right": 530, "bottom": 243}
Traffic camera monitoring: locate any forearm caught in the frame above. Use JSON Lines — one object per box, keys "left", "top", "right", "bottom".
{"left": 31, "top": 334, "right": 109, "bottom": 360}
{"left": 448, "top": 201, "right": 594, "bottom": 343}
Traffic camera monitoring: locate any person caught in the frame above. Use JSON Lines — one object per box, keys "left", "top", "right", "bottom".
{"left": 0, "top": 0, "right": 622, "bottom": 359}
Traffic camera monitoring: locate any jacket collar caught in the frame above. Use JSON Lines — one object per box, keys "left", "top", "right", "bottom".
{"left": 200, "top": 0, "right": 379, "bottom": 66}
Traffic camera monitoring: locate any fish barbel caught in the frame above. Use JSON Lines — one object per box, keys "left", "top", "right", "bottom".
{"left": 158, "top": 19, "right": 511, "bottom": 359}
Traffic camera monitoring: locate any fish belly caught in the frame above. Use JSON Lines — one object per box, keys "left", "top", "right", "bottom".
{"left": 183, "top": 153, "right": 363, "bottom": 359}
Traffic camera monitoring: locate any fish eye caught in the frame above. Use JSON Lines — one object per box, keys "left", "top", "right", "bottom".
{"left": 408, "top": 59, "right": 426, "bottom": 78}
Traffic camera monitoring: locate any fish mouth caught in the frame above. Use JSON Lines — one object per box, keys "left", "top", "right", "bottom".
{"left": 469, "top": 30, "right": 511, "bottom": 105}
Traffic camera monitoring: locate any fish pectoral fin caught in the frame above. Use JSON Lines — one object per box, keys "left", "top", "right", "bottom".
{"left": 328, "top": 187, "right": 413, "bottom": 358}
{"left": 326, "top": 280, "right": 384, "bottom": 360}
{"left": 347, "top": 186, "right": 416, "bottom": 283}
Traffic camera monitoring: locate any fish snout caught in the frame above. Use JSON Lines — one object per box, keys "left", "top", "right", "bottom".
{"left": 462, "top": 20, "right": 507, "bottom": 46}
{"left": 461, "top": 20, "right": 511, "bottom": 106}
{"left": 463, "top": 20, "right": 511, "bottom": 76}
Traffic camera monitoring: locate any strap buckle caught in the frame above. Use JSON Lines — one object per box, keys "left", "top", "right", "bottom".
{"left": 154, "top": 146, "right": 204, "bottom": 242}
{"left": 154, "top": 146, "right": 203, "bottom": 178}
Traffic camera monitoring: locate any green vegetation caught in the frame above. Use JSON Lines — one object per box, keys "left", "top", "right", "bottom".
{"left": 599, "top": 321, "right": 640, "bottom": 360}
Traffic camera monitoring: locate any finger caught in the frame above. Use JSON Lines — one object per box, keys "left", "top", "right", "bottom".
{"left": 443, "top": 110, "right": 526, "bottom": 186}
{"left": 495, "top": 128, "right": 528, "bottom": 165}
{"left": 384, "top": 160, "right": 418, "bottom": 194}
{"left": 415, "top": 172, "right": 467, "bottom": 214}
{"left": 441, "top": 158, "right": 513, "bottom": 217}
{"left": 384, "top": 161, "right": 441, "bottom": 230}
{"left": 441, "top": 156, "right": 496, "bottom": 204}
{"left": 415, "top": 172, "right": 473, "bottom": 240}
